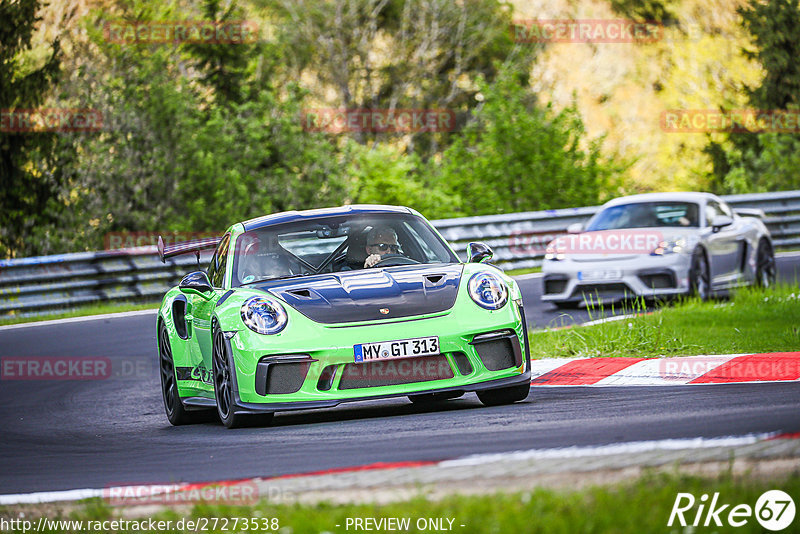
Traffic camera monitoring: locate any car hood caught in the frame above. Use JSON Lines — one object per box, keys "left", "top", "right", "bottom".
{"left": 253, "top": 264, "right": 463, "bottom": 324}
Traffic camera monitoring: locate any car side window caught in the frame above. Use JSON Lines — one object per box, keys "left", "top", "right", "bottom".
{"left": 705, "top": 201, "right": 725, "bottom": 225}
{"left": 209, "top": 234, "right": 231, "bottom": 288}
{"left": 718, "top": 200, "right": 733, "bottom": 217}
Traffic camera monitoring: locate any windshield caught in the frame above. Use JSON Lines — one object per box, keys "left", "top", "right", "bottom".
{"left": 586, "top": 201, "right": 700, "bottom": 231}
{"left": 231, "top": 213, "right": 458, "bottom": 287}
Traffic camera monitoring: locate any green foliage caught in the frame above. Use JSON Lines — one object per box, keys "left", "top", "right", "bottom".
{"left": 269, "top": 0, "right": 532, "bottom": 158}
{"left": 717, "top": 133, "right": 800, "bottom": 193}
{"left": 177, "top": 86, "right": 349, "bottom": 231}
{"left": 0, "top": 0, "right": 63, "bottom": 257}
{"left": 35, "top": 0, "right": 349, "bottom": 251}
{"left": 708, "top": 0, "right": 800, "bottom": 194}
{"left": 739, "top": 0, "right": 800, "bottom": 110}
{"left": 433, "top": 70, "right": 623, "bottom": 216}
{"left": 608, "top": 0, "right": 678, "bottom": 24}
{"left": 184, "top": 0, "right": 258, "bottom": 105}
{"left": 2, "top": 0, "right": 626, "bottom": 257}
{"left": 345, "top": 142, "right": 462, "bottom": 219}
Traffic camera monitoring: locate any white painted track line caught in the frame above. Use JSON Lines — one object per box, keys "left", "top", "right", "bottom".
{"left": 0, "top": 309, "right": 157, "bottom": 331}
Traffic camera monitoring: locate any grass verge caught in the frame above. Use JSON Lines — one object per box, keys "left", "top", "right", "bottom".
{"left": 1, "top": 471, "right": 797, "bottom": 533}
{"left": 529, "top": 284, "right": 800, "bottom": 358}
{"left": 0, "top": 301, "right": 158, "bottom": 326}
{"left": 505, "top": 266, "right": 542, "bottom": 277}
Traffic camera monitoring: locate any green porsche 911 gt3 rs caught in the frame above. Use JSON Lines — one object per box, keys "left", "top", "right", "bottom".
{"left": 157, "top": 205, "right": 531, "bottom": 428}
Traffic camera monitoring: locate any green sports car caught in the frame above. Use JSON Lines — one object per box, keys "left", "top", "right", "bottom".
{"left": 156, "top": 205, "right": 531, "bottom": 428}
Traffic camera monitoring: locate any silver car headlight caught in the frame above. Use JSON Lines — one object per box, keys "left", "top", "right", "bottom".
{"left": 651, "top": 238, "right": 686, "bottom": 256}
{"left": 240, "top": 296, "right": 288, "bottom": 335}
{"left": 468, "top": 272, "right": 508, "bottom": 310}
{"left": 544, "top": 244, "right": 566, "bottom": 261}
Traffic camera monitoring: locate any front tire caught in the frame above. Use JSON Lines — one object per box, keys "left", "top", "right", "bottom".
{"left": 477, "top": 383, "right": 530, "bottom": 407}
{"left": 689, "top": 249, "right": 710, "bottom": 301}
{"left": 212, "top": 324, "right": 273, "bottom": 429}
{"left": 755, "top": 239, "right": 776, "bottom": 288}
{"left": 159, "top": 322, "right": 211, "bottom": 425}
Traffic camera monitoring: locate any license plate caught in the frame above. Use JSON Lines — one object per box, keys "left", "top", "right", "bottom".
{"left": 354, "top": 336, "right": 440, "bottom": 363}
{"left": 578, "top": 269, "right": 622, "bottom": 281}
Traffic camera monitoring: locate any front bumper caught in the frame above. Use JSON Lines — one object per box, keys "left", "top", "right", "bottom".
{"left": 223, "top": 302, "right": 530, "bottom": 414}
{"left": 541, "top": 253, "right": 693, "bottom": 304}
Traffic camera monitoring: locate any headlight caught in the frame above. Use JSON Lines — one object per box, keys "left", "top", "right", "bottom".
{"left": 651, "top": 238, "right": 686, "bottom": 256}
{"left": 240, "top": 296, "right": 288, "bottom": 335}
{"left": 468, "top": 272, "right": 508, "bottom": 310}
{"left": 544, "top": 244, "right": 566, "bottom": 261}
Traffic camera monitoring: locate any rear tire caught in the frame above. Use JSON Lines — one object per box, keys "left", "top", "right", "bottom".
{"left": 477, "top": 383, "right": 530, "bottom": 407}
{"left": 755, "top": 239, "right": 776, "bottom": 288}
{"left": 212, "top": 324, "right": 274, "bottom": 429}
{"left": 158, "top": 322, "right": 212, "bottom": 425}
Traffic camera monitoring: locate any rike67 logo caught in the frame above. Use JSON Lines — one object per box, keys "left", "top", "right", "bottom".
{"left": 668, "top": 490, "right": 795, "bottom": 531}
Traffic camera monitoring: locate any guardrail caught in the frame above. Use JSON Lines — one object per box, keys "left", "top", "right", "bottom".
{"left": 2, "top": 190, "right": 799, "bottom": 318}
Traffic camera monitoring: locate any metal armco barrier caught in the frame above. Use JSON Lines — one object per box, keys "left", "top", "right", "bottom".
{"left": 2, "top": 190, "right": 799, "bottom": 318}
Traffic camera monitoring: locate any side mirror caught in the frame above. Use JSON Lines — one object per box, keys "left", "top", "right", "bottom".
{"left": 710, "top": 215, "right": 733, "bottom": 233}
{"left": 566, "top": 223, "right": 583, "bottom": 234}
{"left": 179, "top": 270, "right": 214, "bottom": 297}
{"left": 467, "top": 242, "right": 493, "bottom": 263}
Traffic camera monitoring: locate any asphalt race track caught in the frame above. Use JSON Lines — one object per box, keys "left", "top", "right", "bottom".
{"left": 1, "top": 254, "right": 799, "bottom": 495}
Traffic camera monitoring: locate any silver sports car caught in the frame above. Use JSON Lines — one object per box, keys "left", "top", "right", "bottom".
{"left": 542, "top": 192, "right": 775, "bottom": 308}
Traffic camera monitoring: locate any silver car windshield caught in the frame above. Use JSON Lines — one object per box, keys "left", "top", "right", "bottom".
{"left": 586, "top": 202, "right": 700, "bottom": 231}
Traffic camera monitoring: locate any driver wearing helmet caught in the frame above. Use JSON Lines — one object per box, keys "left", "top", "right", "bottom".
{"left": 364, "top": 226, "right": 401, "bottom": 268}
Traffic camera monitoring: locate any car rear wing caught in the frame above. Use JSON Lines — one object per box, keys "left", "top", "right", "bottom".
{"left": 733, "top": 208, "right": 766, "bottom": 219}
{"left": 157, "top": 235, "right": 220, "bottom": 263}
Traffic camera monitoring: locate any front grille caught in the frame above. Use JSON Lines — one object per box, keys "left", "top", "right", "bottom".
{"left": 265, "top": 362, "right": 310, "bottom": 394}
{"left": 544, "top": 277, "right": 568, "bottom": 294}
{"left": 255, "top": 356, "right": 312, "bottom": 395}
{"left": 316, "top": 365, "right": 337, "bottom": 391}
{"left": 639, "top": 272, "right": 675, "bottom": 289}
{"left": 473, "top": 337, "right": 518, "bottom": 371}
{"left": 452, "top": 352, "right": 472, "bottom": 375}
{"left": 338, "top": 355, "right": 454, "bottom": 390}
{"left": 572, "top": 283, "right": 631, "bottom": 298}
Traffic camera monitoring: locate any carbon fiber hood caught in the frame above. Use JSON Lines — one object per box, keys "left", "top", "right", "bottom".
{"left": 258, "top": 264, "right": 463, "bottom": 324}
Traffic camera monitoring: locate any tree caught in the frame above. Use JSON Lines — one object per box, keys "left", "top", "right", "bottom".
{"left": 268, "top": 0, "right": 532, "bottom": 157}
{"left": 432, "top": 70, "right": 623, "bottom": 216}
{"left": 33, "top": 0, "right": 352, "bottom": 252}
{"left": 707, "top": 0, "right": 800, "bottom": 193}
{"left": 0, "top": 0, "right": 62, "bottom": 257}
{"left": 345, "top": 141, "right": 462, "bottom": 219}
{"left": 184, "top": 0, "right": 259, "bottom": 106}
